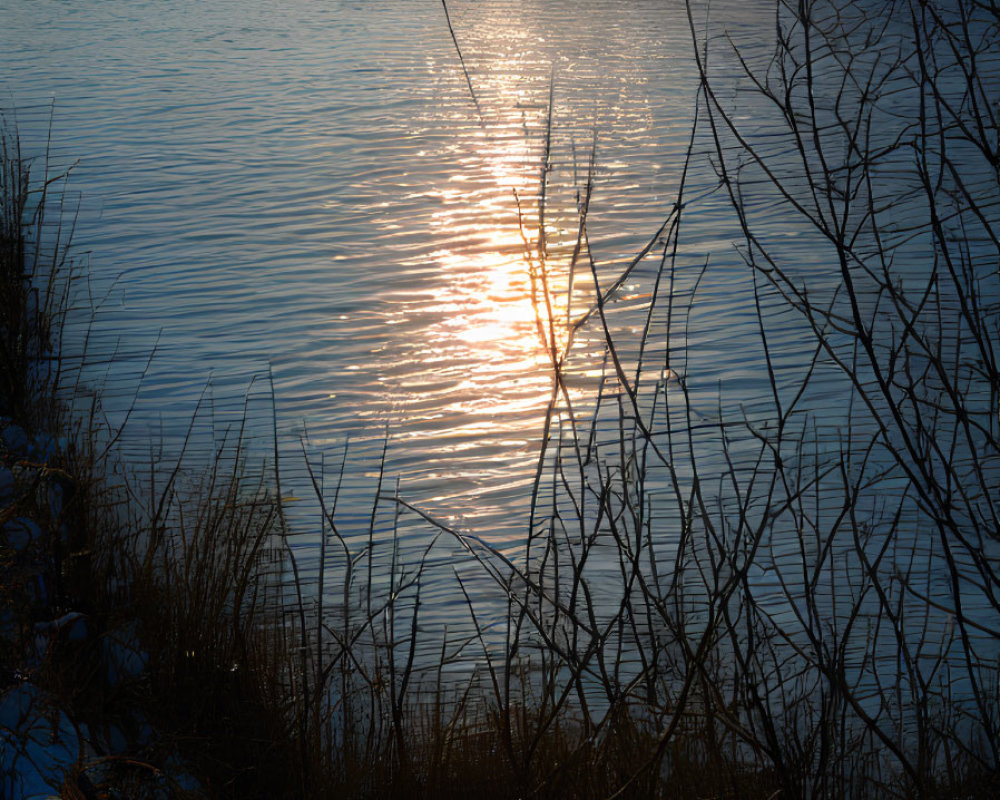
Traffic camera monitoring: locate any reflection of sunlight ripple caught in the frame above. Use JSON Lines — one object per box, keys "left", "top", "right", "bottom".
{"left": 374, "top": 70, "right": 580, "bottom": 501}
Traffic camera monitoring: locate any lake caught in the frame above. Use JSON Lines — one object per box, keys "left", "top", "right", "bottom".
{"left": 1, "top": 0, "right": 788, "bottom": 562}
{"left": 3, "top": 0, "right": 998, "bottom": 732}
{"left": 2, "top": 0, "right": 726, "bottom": 532}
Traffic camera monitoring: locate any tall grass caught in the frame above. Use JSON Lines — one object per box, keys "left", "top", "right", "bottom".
{"left": 0, "top": 111, "right": 74, "bottom": 429}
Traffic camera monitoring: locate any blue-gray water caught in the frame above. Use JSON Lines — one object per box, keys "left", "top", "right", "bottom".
{"left": 2, "top": 0, "right": 720, "bottom": 531}
{"left": 4, "top": 0, "right": 998, "bottom": 724}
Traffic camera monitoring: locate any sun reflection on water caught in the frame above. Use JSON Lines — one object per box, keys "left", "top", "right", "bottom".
{"left": 353, "top": 19, "right": 653, "bottom": 526}
{"left": 379, "top": 103, "right": 584, "bottom": 445}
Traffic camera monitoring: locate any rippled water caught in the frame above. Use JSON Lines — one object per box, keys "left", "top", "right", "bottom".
{"left": 1, "top": 0, "right": 752, "bottom": 533}
{"left": 5, "top": 1, "right": 997, "bottom": 716}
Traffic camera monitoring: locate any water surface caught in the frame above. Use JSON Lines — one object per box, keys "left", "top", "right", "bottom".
{"left": 6, "top": 0, "right": 996, "bottom": 715}
{"left": 2, "top": 0, "right": 730, "bottom": 538}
